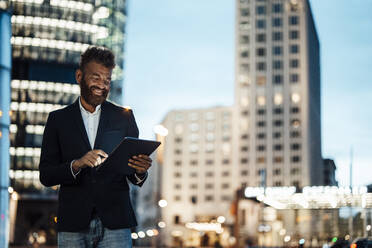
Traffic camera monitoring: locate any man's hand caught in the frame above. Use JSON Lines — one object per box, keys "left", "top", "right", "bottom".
{"left": 72, "top": 150, "right": 108, "bottom": 172}
{"left": 128, "top": 155, "right": 152, "bottom": 174}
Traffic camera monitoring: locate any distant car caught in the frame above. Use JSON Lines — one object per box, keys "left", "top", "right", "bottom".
{"left": 350, "top": 238, "right": 372, "bottom": 248}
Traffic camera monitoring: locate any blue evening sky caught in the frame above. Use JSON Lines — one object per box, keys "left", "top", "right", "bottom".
{"left": 123, "top": 0, "right": 372, "bottom": 187}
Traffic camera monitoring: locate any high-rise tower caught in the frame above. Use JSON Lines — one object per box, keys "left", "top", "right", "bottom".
{"left": 4, "top": 0, "right": 128, "bottom": 244}
{"left": 234, "top": 0, "right": 322, "bottom": 189}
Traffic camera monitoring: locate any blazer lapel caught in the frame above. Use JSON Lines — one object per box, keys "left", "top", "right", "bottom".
{"left": 72, "top": 99, "right": 91, "bottom": 151}
{"left": 94, "top": 101, "right": 109, "bottom": 149}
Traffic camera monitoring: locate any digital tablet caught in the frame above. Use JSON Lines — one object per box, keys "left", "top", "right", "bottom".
{"left": 96, "top": 137, "right": 161, "bottom": 172}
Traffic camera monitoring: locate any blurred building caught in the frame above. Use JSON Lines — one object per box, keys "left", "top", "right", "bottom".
{"left": 5, "top": 0, "right": 128, "bottom": 245}
{"left": 157, "top": 107, "right": 235, "bottom": 247}
{"left": 0, "top": 5, "right": 12, "bottom": 248}
{"left": 234, "top": 0, "right": 322, "bottom": 188}
{"left": 323, "top": 158, "right": 337, "bottom": 186}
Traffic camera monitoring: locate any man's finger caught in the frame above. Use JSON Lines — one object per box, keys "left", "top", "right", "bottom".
{"left": 128, "top": 163, "right": 146, "bottom": 173}
{"left": 93, "top": 149, "right": 108, "bottom": 158}
{"left": 135, "top": 155, "right": 152, "bottom": 162}
{"left": 132, "top": 157, "right": 151, "bottom": 165}
{"left": 129, "top": 159, "right": 150, "bottom": 169}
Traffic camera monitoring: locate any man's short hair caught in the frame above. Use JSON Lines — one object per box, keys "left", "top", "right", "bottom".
{"left": 79, "top": 46, "right": 115, "bottom": 71}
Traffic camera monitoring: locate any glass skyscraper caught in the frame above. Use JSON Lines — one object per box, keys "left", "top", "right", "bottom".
{"left": 3, "top": 0, "right": 128, "bottom": 245}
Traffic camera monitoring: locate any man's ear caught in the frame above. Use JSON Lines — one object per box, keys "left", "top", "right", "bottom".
{"left": 76, "top": 69, "right": 82, "bottom": 85}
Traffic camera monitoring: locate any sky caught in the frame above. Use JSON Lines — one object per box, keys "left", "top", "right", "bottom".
{"left": 123, "top": 0, "right": 372, "bottom": 187}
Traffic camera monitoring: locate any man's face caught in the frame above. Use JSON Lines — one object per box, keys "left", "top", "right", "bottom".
{"left": 77, "top": 61, "right": 112, "bottom": 107}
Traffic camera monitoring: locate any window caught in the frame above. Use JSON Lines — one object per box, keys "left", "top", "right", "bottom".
{"left": 273, "top": 132, "right": 281, "bottom": 138}
{"left": 291, "top": 131, "right": 301, "bottom": 138}
{"left": 241, "top": 110, "right": 249, "bottom": 116}
{"left": 256, "top": 19, "right": 266, "bottom": 29}
{"left": 240, "top": 35, "right": 249, "bottom": 44}
{"left": 222, "top": 183, "right": 230, "bottom": 189}
{"left": 241, "top": 50, "right": 249, "bottom": 58}
{"left": 290, "top": 44, "right": 299, "bottom": 54}
{"left": 257, "top": 157, "right": 266, "bottom": 163}
{"left": 241, "top": 134, "right": 249, "bottom": 140}
{"left": 175, "top": 161, "right": 182, "bottom": 166}
{"left": 273, "top": 108, "right": 282, "bottom": 114}
{"left": 257, "top": 48, "right": 266, "bottom": 57}
{"left": 289, "top": 30, "right": 299, "bottom": 39}
{"left": 257, "top": 62, "right": 266, "bottom": 71}
{"left": 257, "top": 76, "right": 266, "bottom": 85}
{"left": 190, "top": 184, "right": 197, "bottom": 189}
{"left": 274, "top": 93, "right": 283, "bottom": 105}
{"left": 290, "top": 74, "right": 299, "bottom": 83}
{"left": 174, "top": 215, "right": 180, "bottom": 224}
{"left": 241, "top": 146, "right": 249, "bottom": 152}
{"left": 291, "top": 168, "right": 300, "bottom": 175}
{"left": 257, "top": 121, "right": 266, "bottom": 127}
{"left": 272, "top": 3, "right": 283, "bottom": 13}
{"left": 241, "top": 170, "right": 248, "bottom": 176}
{"left": 222, "top": 171, "right": 230, "bottom": 176}
{"left": 190, "top": 196, "right": 197, "bottom": 204}
{"left": 241, "top": 8, "right": 250, "bottom": 17}
{"left": 257, "top": 109, "right": 266, "bottom": 115}
{"left": 257, "top": 96, "right": 266, "bottom": 105}
{"left": 190, "top": 160, "right": 198, "bottom": 166}
{"left": 256, "top": 33, "right": 266, "bottom": 42}
{"left": 190, "top": 123, "right": 199, "bottom": 132}
{"left": 289, "top": 16, "right": 299, "bottom": 25}
{"left": 257, "top": 133, "right": 266, "bottom": 139}
{"left": 274, "top": 169, "right": 281, "bottom": 175}
{"left": 175, "top": 184, "right": 182, "bottom": 189}
{"left": 241, "top": 158, "right": 248, "bottom": 164}
{"left": 174, "top": 196, "right": 181, "bottom": 202}
{"left": 205, "top": 183, "right": 214, "bottom": 189}
{"left": 221, "top": 195, "right": 232, "bottom": 201}
{"left": 273, "top": 75, "right": 282, "bottom": 84}
{"left": 291, "top": 143, "right": 301, "bottom": 150}
{"left": 206, "top": 159, "right": 214, "bottom": 165}
{"left": 206, "top": 171, "right": 214, "bottom": 177}
{"left": 205, "top": 195, "right": 214, "bottom": 201}
{"left": 272, "top": 18, "right": 282, "bottom": 27}
{"left": 290, "top": 59, "right": 299, "bottom": 68}
{"left": 291, "top": 107, "right": 300, "bottom": 114}
{"left": 291, "top": 93, "right": 301, "bottom": 103}
{"left": 241, "top": 64, "right": 250, "bottom": 73}
{"left": 174, "top": 172, "right": 182, "bottom": 177}
{"left": 274, "top": 144, "right": 282, "bottom": 151}
{"left": 190, "top": 172, "right": 197, "bottom": 178}
{"left": 273, "top": 60, "right": 282, "bottom": 70}
{"left": 274, "top": 181, "right": 282, "bottom": 186}
{"left": 240, "top": 21, "right": 250, "bottom": 30}
{"left": 292, "top": 156, "right": 301, "bottom": 162}
{"left": 274, "top": 157, "right": 283, "bottom": 163}
{"left": 274, "top": 120, "right": 283, "bottom": 126}
{"left": 222, "top": 159, "right": 230, "bottom": 164}
{"left": 257, "top": 145, "right": 266, "bottom": 151}
{"left": 256, "top": 6, "right": 266, "bottom": 15}
{"left": 272, "top": 32, "right": 282, "bottom": 41}
{"left": 273, "top": 46, "right": 282, "bottom": 55}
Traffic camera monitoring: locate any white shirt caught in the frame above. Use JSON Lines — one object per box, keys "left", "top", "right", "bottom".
{"left": 71, "top": 97, "right": 146, "bottom": 184}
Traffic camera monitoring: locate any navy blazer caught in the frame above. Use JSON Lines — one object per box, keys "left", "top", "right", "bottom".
{"left": 39, "top": 99, "right": 145, "bottom": 232}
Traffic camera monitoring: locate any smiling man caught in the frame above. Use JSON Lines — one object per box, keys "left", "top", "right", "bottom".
{"left": 39, "top": 46, "right": 151, "bottom": 248}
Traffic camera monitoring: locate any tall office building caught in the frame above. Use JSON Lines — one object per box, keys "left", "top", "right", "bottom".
{"left": 5, "top": 0, "right": 128, "bottom": 244}
{"left": 159, "top": 107, "right": 236, "bottom": 247}
{"left": 234, "top": 0, "right": 322, "bottom": 188}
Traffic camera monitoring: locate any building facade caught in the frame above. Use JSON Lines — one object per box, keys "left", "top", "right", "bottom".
{"left": 0, "top": 6, "right": 12, "bottom": 248}
{"left": 6, "top": 0, "right": 128, "bottom": 244}
{"left": 234, "top": 0, "right": 322, "bottom": 189}
{"left": 159, "top": 107, "right": 236, "bottom": 247}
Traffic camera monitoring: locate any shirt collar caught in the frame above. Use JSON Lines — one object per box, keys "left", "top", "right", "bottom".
{"left": 79, "top": 97, "right": 101, "bottom": 115}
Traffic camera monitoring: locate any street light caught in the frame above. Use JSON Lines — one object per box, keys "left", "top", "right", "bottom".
{"left": 158, "top": 199, "right": 168, "bottom": 208}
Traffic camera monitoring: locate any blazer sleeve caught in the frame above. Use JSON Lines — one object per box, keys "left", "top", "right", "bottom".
{"left": 125, "top": 109, "right": 147, "bottom": 187}
{"left": 39, "top": 112, "right": 79, "bottom": 187}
